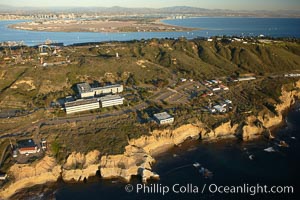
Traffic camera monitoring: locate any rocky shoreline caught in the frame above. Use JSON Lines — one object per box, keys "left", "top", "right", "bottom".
{"left": 1, "top": 80, "right": 300, "bottom": 200}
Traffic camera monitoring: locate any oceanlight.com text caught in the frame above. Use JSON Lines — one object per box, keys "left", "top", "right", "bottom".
{"left": 125, "top": 183, "right": 294, "bottom": 196}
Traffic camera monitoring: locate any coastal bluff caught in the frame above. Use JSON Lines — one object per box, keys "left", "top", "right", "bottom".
{"left": 1, "top": 80, "right": 300, "bottom": 200}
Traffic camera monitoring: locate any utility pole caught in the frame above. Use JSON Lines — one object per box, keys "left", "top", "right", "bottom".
{"left": 9, "top": 137, "right": 13, "bottom": 150}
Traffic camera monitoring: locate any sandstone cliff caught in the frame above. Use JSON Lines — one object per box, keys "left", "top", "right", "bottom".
{"left": 241, "top": 80, "right": 300, "bottom": 140}
{"left": 204, "top": 121, "right": 238, "bottom": 140}
{"left": 62, "top": 150, "right": 100, "bottom": 182}
{"left": 1, "top": 80, "right": 300, "bottom": 200}
{"left": 0, "top": 156, "right": 61, "bottom": 200}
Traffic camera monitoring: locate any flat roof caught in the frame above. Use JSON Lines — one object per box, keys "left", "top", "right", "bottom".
{"left": 77, "top": 82, "right": 92, "bottom": 93}
{"left": 17, "top": 139, "right": 36, "bottom": 148}
{"left": 92, "top": 84, "right": 122, "bottom": 91}
{"left": 99, "top": 94, "right": 123, "bottom": 102}
{"left": 154, "top": 112, "right": 173, "bottom": 120}
{"left": 77, "top": 83, "right": 123, "bottom": 94}
{"left": 65, "top": 98, "right": 98, "bottom": 108}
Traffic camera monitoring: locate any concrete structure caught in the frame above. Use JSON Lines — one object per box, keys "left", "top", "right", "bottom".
{"left": 99, "top": 95, "right": 124, "bottom": 108}
{"left": 77, "top": 82, "right": 123, "bottom": 98}
{"left": 93, "top": 84, "right": 123, "bottom": 96}
{"left": 153, "top": 112, "right": 174, "bottom": 125}
{"left": 65, "top": 98, "right": 99, "bottom": 114}
{"left": 17, "top": 139, "right": 38, "bottom": 155}
{"left": 77, "top": 82, "right": 94, "bottom": 98}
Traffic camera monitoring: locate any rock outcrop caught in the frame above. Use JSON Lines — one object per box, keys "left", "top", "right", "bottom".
{"left": 100, "top": 124, "right": 204, "bottom": 182}
{"left": 241, "top": 80, "right": 300, "bottom": 140}
{"left": 0, "top": 156, "right": 61, "bottom": 200}
{"left": 204, "top": 121, "right": 238, "bottom": 140}
{"left": 62, "top": 150, "right": 100, "bottom": 182}
{"left": 1, "top": 80, "right": 300, "bottom": 200}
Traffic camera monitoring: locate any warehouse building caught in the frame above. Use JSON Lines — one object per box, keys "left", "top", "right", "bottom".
{"left": 77, "top": 82, "right": 123, "bottom": 98}
{"left": 65, "top": 98, "right": 99, "bottom": 114}
{"left": 153, "top": 112, "right": 174, "bottom": 125}
{"left": 99, "top": 95, "right": 124, "bottom": 108}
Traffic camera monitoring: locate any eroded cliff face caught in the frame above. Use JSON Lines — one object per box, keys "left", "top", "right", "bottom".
{"left": 62, "top": 150, "right": 100, "bottom": 182}
{"left": 241, "top": 80, "right": 300, "bottom": 140}
{"left": 0, "top": 156, "right": 61, "bottom": 199}
{"left": 129, "top": 124, "right": 205, "bottom": 155}
{"left": 1, "top": 80, "right": 300, "bottom": 200}
{"left": 100, "top": 124, "right": 205, "bottom": 182}
{"left": 240, "top": 116, "right": 266, "bottom": 141}
{"left": 203, "top": 121, "right": 238, "bottom": 140}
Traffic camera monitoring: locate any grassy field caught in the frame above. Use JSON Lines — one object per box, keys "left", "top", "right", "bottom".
{"left": 1, "top": 38, "right": 300, "bottom": 110}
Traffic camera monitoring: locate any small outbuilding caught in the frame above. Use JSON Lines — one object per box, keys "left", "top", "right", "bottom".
{"left": 153, "top": 112, "right": 174, "bottom": 125}
{"left": 17, "top": 139, "right": 38, "bottom": 155}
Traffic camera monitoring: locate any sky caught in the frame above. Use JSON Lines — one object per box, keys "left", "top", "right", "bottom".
{"left": 2, "top": 0, "right": 300, "bottom": 10}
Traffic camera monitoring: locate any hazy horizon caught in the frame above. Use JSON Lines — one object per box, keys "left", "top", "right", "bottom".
{"left": 2, "top": 0, "right": 300, "bottom": 11}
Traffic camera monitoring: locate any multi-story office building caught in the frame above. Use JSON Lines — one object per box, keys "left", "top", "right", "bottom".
{"left": 99, "top": 95, "right": 124, "bottom": 108}
{"left": 65, "top": 98, "right": 99, "bottom": 114}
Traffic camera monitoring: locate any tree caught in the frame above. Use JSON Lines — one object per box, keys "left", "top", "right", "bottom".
{"left": 51, "top": 140, "right": 60, "bottom": 157}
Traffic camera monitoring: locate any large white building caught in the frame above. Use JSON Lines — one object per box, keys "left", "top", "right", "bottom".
{"left": 153, "top": 112, "right": 174, "bottom": 125}
{"left": 93, "top": 84, "right": 123, "bottom": 96}
{"left": 77, "top": 83, "right": 94, "bottom": 98}
{"left": 65, "top": 98, "right": 100, "bottom": 114}
{"left": 99, "top": 95, "right": 124, "bottom": 108}
{"left": 77, "top": 82, "right": 123, "bottom": 98}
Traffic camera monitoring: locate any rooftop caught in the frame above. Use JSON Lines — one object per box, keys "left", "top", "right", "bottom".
{"left": 92, "top": 84, "right": 122, "bottom": 91}
{"left": 77, "top": 83, "right": 123, "bottom": 94}
{"left": 77, "top": 82, "right": 92, "bottom": 93}
{"left": 99, "top": 94, "right": 123, "bottom": 102}
{"left": 17, "top": 139, "right": 36, "bottom": 148}
{"left": 65, "top": 98, "right": 98, "bottom": 108}
{"left": 154, "top": 112, "right": 173, "bottom": 121}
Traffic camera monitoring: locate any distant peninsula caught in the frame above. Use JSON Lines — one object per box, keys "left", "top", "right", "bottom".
{"left": 8, "top": 19, "right": 198, "bottom": 33}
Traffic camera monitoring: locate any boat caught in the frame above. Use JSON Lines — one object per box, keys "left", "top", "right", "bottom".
{"left": 264, "top": 147, "right": 276, "bottom": 152}
{"left": 249, "top": 155, "right": 254, "bottom": 160}
{"left": 193, "top": 162, "right": 201, "bottom": 168}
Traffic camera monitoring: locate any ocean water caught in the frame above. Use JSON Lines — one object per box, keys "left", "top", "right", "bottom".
{"left": 52, "top": 103, "right": 300, "bottom": 200}
{"left": 2, "top": 17, "right": 299, "bottom": 199}
{"left": 0, "top": 18, "right": 300, "bottom": 46}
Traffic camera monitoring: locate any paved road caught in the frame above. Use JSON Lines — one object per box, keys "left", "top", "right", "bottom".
{"left": 1, "top": 73, "right": 297, "bottom": 139}
{"left": 0, "top": 101, "right": 149, "bottom": 139}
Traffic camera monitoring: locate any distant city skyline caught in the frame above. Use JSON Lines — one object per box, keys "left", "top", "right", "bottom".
{"left": 2, "top": 0, "right": 300, "bottom": 11}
